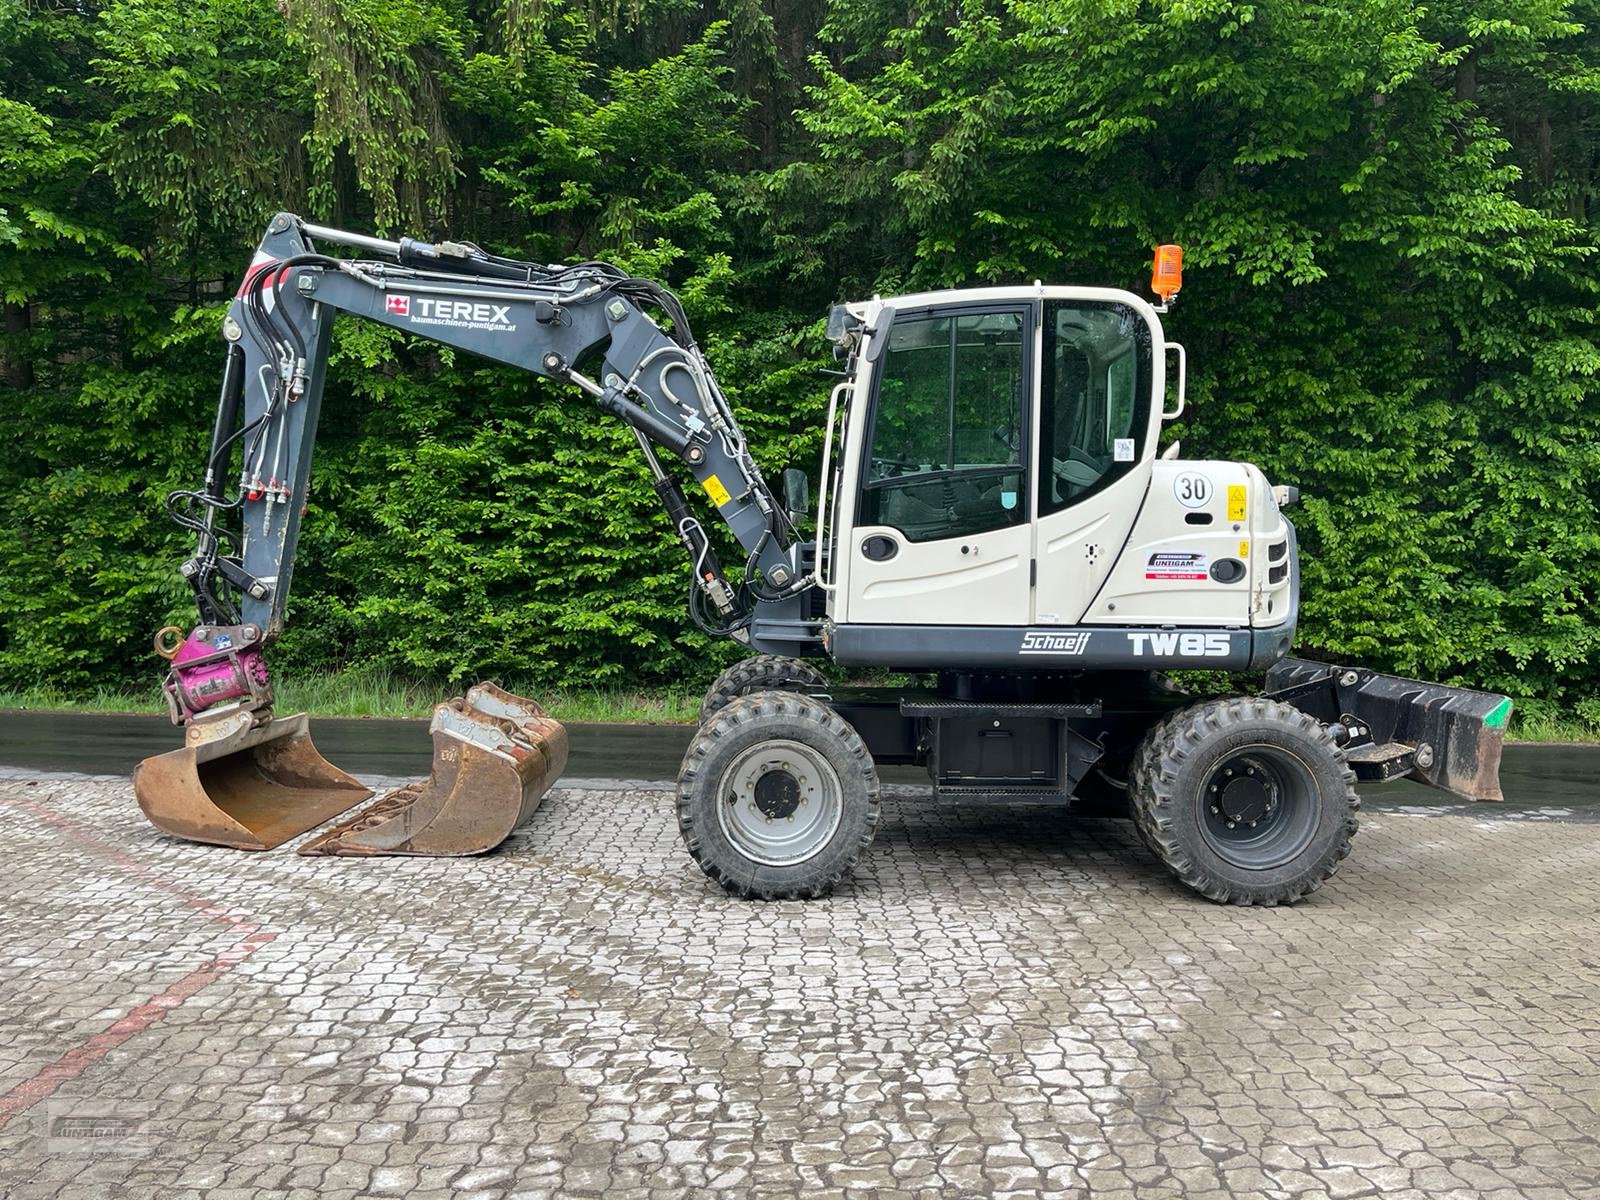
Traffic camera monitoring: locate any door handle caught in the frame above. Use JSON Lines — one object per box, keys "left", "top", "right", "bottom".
{"left": 861, "top": 534, "right": 899, "bottom": 562}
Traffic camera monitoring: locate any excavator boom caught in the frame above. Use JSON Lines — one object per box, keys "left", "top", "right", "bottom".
{"left": 137, "top": 214, "right": 808, "bottom": 854}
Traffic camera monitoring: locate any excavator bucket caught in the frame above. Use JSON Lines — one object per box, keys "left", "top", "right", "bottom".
{"left": 299, "top": 683, "right": 568, "bottom": 857}
{"left": 132, "top": 711, "right": 372, "bottom": 850}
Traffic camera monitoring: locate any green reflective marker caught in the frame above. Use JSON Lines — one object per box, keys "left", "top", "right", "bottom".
{"left": 1483, "top": 697, "right": 1513, "bottom": 730}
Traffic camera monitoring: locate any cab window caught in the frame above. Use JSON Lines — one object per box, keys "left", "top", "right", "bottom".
{"left": 1039, "top": 300, "right": 1151, "bottom": 514}
{"left": 859, "top": 309, "right": 1027, "bottom": 543}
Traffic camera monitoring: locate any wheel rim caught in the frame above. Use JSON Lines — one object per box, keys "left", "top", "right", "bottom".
{"left": 716, "top": 738, "right": 844, "bottom": 867}
{"left": 1198, "top": 744, "right": 1320, "bottom": 869}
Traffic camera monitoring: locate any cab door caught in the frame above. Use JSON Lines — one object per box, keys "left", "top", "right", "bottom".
{"left": 843, "top": 306, "right": 1034, "bottom": 626}
{"left": 1031, "top": 297, "right": 1160, "bottom": 625}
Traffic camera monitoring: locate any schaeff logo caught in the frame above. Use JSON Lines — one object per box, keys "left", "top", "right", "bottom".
{"left": 384, "top": 294, "right": 516, "bottom": 330}
{"left": 1019, "top": 630, "right": 1091, "bottom": 655}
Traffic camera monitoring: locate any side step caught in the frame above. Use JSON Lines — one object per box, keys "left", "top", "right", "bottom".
{"left": 299, "top": 683, "right": 568, "bottom": 856}
{"left": 931, "top": 784, "right": 1072, "bottom": 806}
{"left": 1342, "top": 741, "right": 1417, "bottom": 783}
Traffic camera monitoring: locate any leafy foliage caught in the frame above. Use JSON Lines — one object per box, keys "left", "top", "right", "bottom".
{"left": 2, "top": 0, "right": 1598, "bottom": 717}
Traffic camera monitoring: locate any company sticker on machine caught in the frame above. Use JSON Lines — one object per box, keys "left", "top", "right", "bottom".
{"left": 1146, "top": 551, "right": 1208, "bottom": 580}
{"left": 385, "top": 294, "right": 518, "bottom": 333}
{"left": 1019, "top": 630, "right": 1092, "bottom": 655}
{"left": 1015, "top": 629, "right": 1238, "bottom": 659}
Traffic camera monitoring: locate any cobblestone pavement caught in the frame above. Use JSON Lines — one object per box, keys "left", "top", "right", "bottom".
{"left": 1, "top": 774, "right": 1598, "bottom": 1200}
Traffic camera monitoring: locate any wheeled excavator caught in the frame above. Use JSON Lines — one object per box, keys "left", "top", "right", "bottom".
{"left": 133, "top": 215, "right": 1511, "bottom": 904}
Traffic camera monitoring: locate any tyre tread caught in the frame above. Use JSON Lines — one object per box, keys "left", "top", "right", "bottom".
{"left": 698, "top": 655, "right": 828, "bottom": 724}
{"left": 678, "top": 690, "right": 879, "bottom": 900}
{"left": 1128, "top": 696, "right": 1359, "bottom": 906}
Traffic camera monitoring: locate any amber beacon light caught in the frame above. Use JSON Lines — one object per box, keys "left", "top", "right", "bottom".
{"left": 1151, "top": 244, "right": 1183, "bottom": 303}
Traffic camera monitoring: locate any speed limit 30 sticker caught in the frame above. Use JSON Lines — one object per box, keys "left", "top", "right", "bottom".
{"left": 1173, "top": 471, "right": 1211, "bottom": 508}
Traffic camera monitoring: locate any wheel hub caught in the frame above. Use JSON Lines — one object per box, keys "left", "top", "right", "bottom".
{"left": 1200, "top": 747, "right": 1318, "bottom": 870}
{"left": 753, "top": 769, "right": 802, "bottom": 820}
{"left": 1220, "top": 775, "right": 1272, "bottom": 825}
{"left": 716, "top": 739, "right": 845, "bottom": 867}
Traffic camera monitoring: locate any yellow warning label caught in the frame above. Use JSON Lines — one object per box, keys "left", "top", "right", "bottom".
{"left": 1227, "top": 484, "right": 1247, "bottom": 522}
{"left": 1239, "top": 540, "right": 1250, "bottom": 558}
{"left": 703, "top": 474, "right": 732, "bottom": 507}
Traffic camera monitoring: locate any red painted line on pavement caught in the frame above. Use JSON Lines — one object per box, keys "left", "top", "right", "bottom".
{"left": 3, "top": 791, "right": 251, "bottom": 926}
{"left": 0, "top": 788, "right": 277, "bottom": 1131}
{"left": 0, "top": 929, "right": 275, "bottom": 1130}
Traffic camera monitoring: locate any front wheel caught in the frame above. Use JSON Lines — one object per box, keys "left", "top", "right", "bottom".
{"left": 677, "top": 691, "right": 880, "bottom": 899}
{"left": 1129, "top": 697, "right": 1358, "bottom": 905}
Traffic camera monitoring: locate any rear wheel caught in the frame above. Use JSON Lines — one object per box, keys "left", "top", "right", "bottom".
{"left": 698, "top": 654, "right": 828, "bottom": 724}
{"left": 678, "top": 691, "right": 879, "bottom": 899}
{"left": 1129, "top": 697, "right": 1358, "bottom": 905}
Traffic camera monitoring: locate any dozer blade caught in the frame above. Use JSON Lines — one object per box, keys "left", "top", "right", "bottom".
{"left": 1267, "top": 658, "right": 1511, "bottom": 802}
{"left": 133, "top": 711, "right": 372, "bottom": 850}
{"left": 298, "top": 683, "right": 568, "bottom": 857}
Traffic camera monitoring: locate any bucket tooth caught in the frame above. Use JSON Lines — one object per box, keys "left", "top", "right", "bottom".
{"left": 299, "top": 684, "right": 568, "bottom": 857}
{"left": 133, "top": 711, "right": 371, "bottom": 850}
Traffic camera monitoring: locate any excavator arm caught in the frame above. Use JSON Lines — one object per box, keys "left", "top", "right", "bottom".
{"left": 136, "top": 214, "right": 818, "bottom": 856}
{"left": 174, "top": 213, "right": 810, "bottom": 654}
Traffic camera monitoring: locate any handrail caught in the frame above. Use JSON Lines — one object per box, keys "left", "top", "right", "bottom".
{"left": 811, "top": 380, "right": 851, "bottom": 592}
{"left": 1162, "top": 342, "right": 1187, "bottom": 420}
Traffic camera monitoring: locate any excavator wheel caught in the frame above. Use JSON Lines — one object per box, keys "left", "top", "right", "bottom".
{"left": 698, "top": 655, "right": 828, "bottom": 724}
{"left": 678, "top": 690, "right": 879, "bottom": 899}
{"left": 1129, "top": 696, "right": 1359, "bottom": 906}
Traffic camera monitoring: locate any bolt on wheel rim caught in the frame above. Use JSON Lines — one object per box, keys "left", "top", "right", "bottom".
{"left": 716, "top": 738, "right": 844, "bottom": 867}
{"left": 1199, "top": 745, "right": 1320, "bottom": 870}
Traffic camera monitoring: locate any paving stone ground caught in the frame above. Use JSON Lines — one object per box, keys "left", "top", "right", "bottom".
{"left": 0, "top": 773, "right": 1597, "bottom": 1200}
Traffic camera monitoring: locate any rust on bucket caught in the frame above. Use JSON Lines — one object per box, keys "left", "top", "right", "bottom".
{"left": 298, "top": 683, "right": 568, "bottom": 857}
{"left": 133, "top": 711, "right": 371, "bottom": 850}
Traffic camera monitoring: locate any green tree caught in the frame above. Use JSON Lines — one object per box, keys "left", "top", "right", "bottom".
{"left": 1, "top": 0, "right": 1597, "bottom": 720}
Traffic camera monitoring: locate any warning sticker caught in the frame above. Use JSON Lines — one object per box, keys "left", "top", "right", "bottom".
{"left": 1146, "top": 551, "right": 1209, "bottom": 581}
{"left": 1227, "top": 484, "right": 1247, "bottom": 521}
{"left": 702, "top": 474, "right": 732, "bottom": 507}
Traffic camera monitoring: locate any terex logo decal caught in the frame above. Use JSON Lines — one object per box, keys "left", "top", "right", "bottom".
{"left": 1127, "top": 632, "right": 1232, "bottom": 658}
{"left": 1019, "top": 630, "right": 1091, "bottom": 655}
{"left": 387, "top": 295, "right": 516, "bottom": 332}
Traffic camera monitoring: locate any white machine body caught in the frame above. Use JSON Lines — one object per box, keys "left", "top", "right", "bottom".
{"left": 816, "top": 286, "right": 1298, "bottom": 671}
